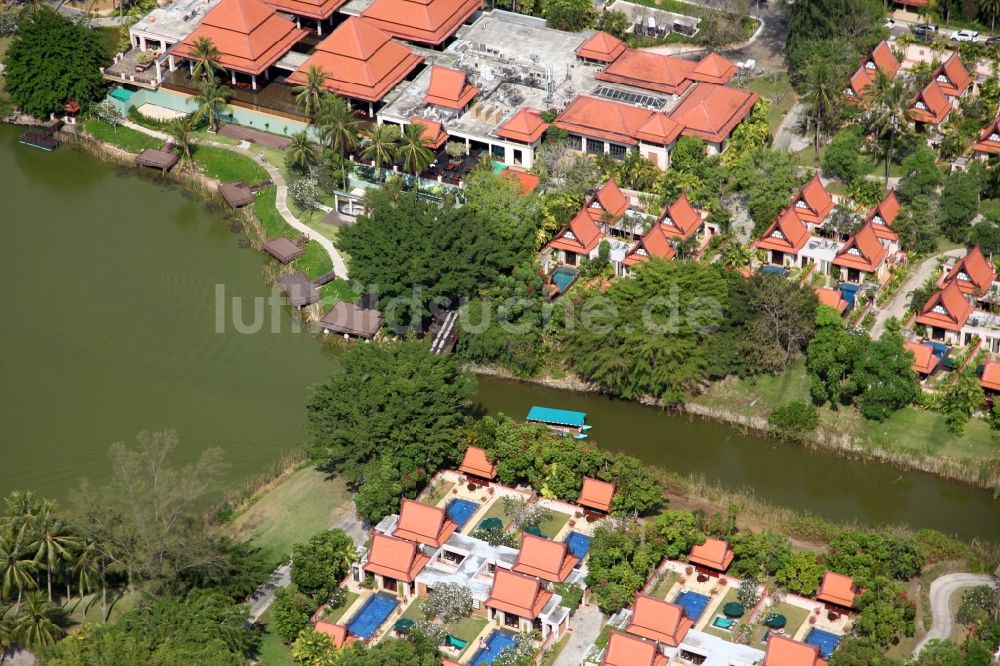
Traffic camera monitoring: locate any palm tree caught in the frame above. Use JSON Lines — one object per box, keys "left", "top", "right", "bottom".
{"left": 0, "top": 604, "right": 16, "bottom": 666}
{"left": 189, "top": 36, "right": 225, "bottom": 83}
{"left": 31, "top": 502, "right": 79, "bottom": 603}
{"left": 194, "top": 80, "right": 231, "bottom": 133}
{"left": 316, "top": 95, "right": 361, "bottom": 187}
{"left": 165, "top": 117, "right": 196, "bottom": 172}
{"left": 69, "top": 540, "right": 101, "bottom": 606}
{"left": 865, "top": 69, "right": 910, "bottom": 183}
{"left": 720, "top": 240, "right": 752, "bottom": 270}
{"left": 293, "top": 65, "right": 328, "bottom": 118}
{"left": 286, "top": 131, "right": 319, "bottom": 172}
{"left": 0, "top": 527, "right": 37, "bottom": 612}
{"left": 13, "top": 592, "right": 63, "bottom": 651}
{"left": 396, "top": 122, "right": 434, "bottom": 177}
{"left": 983, "top": 0, "right": 1000, "bottom": 30}
{"left": 361, "top": 124, "right": 400, "bottom": 180}
{"left": 800, "top": 59, "right": 842, "bottom": 159}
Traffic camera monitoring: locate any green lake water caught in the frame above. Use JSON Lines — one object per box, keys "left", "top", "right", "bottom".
{"left": 1, "top": 124, "right": 998, "bottom": 542}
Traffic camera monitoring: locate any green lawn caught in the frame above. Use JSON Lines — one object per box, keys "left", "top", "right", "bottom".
{"left": 294, "top": 240, "right": 334, "bottom": 281}
{"left": 221, "top": 467, "right": 353, "bottom": 562}
{"left": 857, "top": 406, "right": 996, "bottom": 462}
{"left": 979, "top": 198, "right": 1000, "bottom": 220}
{"left": 391, "top": 599, "right": 486, "bottom": 656}
{"left": 422, "top": 479, "right": 456, "bottom": 506}
{"left": 321, "top": 590, "right": 360, "bottom": 625}
{"left": 699, "top": 588, "right": 742, "bottom": 641}
{"left": 650, "top": 571, "right": 680, "bottom": 600}
{"left": 742, "top": 73, "right": 795, "bottom": 136}
{"left": 193, "top": 145, "right": 268, "bottom": 183}
{"left": 254, "top": 188, "right": 295, "bottom": 240}
{"left": 257, "top": 606, "right": 296, "bottom": 666}
{"left": 477, "top": 497, "right": 515, "bottom": 529}
{"left": 537, "top": 510, "right": 571, "bottom": 539}
{"left": 749, "top": 602, "right": 810, "bottom": 646}
{"left": 84, "top": 119, "right": 162, "bottom": 153}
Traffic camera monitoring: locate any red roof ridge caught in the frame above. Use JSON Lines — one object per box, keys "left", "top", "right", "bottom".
{"left": 754, "top": 207, "right": 810, "bottom": 254}
{"left": 575, "top": 30, "right": 626, "bottom": 63}
{"left": 908, "top": 80, "right": 951, "bottom": 125}
{"left": 916, "top": 279, "right": 974, "bottom": 332}
{"left": 833, "top": 222, "right": 886, "bottom": 273}
{"left": 497, "top": 108, "right": 549, "bottom": 144}
{"left": 945, "top": 245, "right": 996, "bottom": 295}
{"left": 512, "top": 533, "right": 579, "bottom": 583}
{"left": 424, "top": 65, "right": 478, "bottom": 109}
{"left": 659, "top": 193, "right": 701, "bottom": 239}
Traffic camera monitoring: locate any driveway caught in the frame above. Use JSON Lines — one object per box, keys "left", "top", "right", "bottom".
{"left": 868, "top": 248, "right": 964, "bottom": 339}
{"left": 774, "top": 101, "right": 809, "bottom": 152}
{"left": 723, "top": 0, "right": 788, "bottom": 71}
{"left": 914, "top": 573, "right": 996, "bottom": 656}
{"left": 553, "top": 604, "right": 604, "bottom": 666}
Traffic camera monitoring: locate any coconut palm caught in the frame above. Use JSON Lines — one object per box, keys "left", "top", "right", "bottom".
{"left": 396, "top": 122, "right": 434, "bottom": 177}
{"left": 69, "top": 540, "right": 101, "bottom": 605}
{"left": 0, "top": 604, "right": 16, "bottom": 666}
{"left": 286, "top": 131, "right": 319, "bottom": 172}
{"left": 361, "top": 124, "right": 400, "bottom": 180}
{"left": 189, "top": 36, "right": 225, "bottom": 83}
{"left": 800, "top": 59, "right": 842, "bottom": 159}
{"left": 32, "top": 502, "right": 79, "bottom": 603}
{"left": 0, "top": 527, "right": 37, "bottom": 612}
{"left": 865, "top": 69, "right": 911, "bottom": 182}
{"left": 13, "top": 592, "right": 63, "bottom": 651}
{"left": 194, "top": 80, "right": 231, "bottom": 133}
{"left": 720, "top": 240, "right": 752, "bottom": 270}
{"left": 293, "top": 65, "right": 328, "bottom": 118}
{"left": 316, "top": 95, "right": 361, "bottom": 188}
{"left": 983, "top": 0, "right": 1000, "bottom": 30}
{"left": 165, "top": 117, "right": 196, "bottom": 172}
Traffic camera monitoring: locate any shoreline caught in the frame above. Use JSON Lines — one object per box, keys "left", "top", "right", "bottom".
{"left": 467, "top": 363, "right": 1000, "bottom": 493}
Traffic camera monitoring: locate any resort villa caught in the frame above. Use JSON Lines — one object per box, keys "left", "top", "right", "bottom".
{"left": 915, "top": 245, "right": 1000, "bottom": 348}
{"left": 844, "top": 40, "right": 900, "bottom": 101}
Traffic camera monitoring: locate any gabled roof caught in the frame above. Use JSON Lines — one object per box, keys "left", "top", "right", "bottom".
{"left": 764, "top": 635, "right": 827, "bottom": 666}
{"left": 849, "top": 40, "right": 900, "bottom": 97}
{"left": 486, "top": 568, "right": 552, "bottom": 619}
{"left": 669, "top": 83, "right": 760, "bottom": 144}
{"left": 314, "top": 621, "right": 353, "bottom": 648}
{"left": 458, "top": 445, "right": 497, "bottom": 479}
{"left": 578, "top": 477, "right": 615, "bottom": 512}
{"left": 597, "top": 49, "right": 697, "bottom": 95}
{"left": 946, "top": 245, "right": 996, "bottom": 295}
{"left": 261, "top": 0, "right": 345, "bottom": 21}
{"left": 688, "top": 537, "right": 734, "bottom": 571}
{"left": 512, "top": 533, "right": 580, "bottom": 582}
{"left": 360, "top": 0, "right": 481, "bottom": 45}
{"left": 423, "top": 66, "right": 478, "bottom": 109}
{"left": 594, "top": 178, "right": 628, "bottom": 217}
{"left": 791, "top": 174, "right": 834, "bottom": 226}
{"left": 908, "top": 81, "right": 952, "bottom": 125}
{"left": 916, "top": 280, "right": 974, "bottom": 332}
{"left": 981, "top": 360, "right": 1000, "bottom": 391}
{"left": 846, "top": 67, "right": 874, "bottom": 99}
{"left": 932, "top": 53, "right": 972, "bottom": 98}
{"left": 832, "top": 222, "right": 887, "bottom": 273}
{"left": 411, "top": 115, "right": 448, "bottom": 149}
{"left": 754, "top": 207, "right": 811, "bottom": 255}
{"left": 691, "top": 52, "right": 737, "bottom": 84}
{"left": 286, "top": 17, "right": 423, "bottom": 103}
{"left": 393, "top": 499, "right": 457, "bottom": 548}
{"left": 973, "top": 117, "right": 1000, "bottom": 155}
{"left": 555, "top": 95, "right": 681, "bottom": 147}
{"left": 622, "top": 225, "right": 676, "bottom": 266}
{"left": 545, "top": 205, "right": 604, "bottom": 255}
{"left": 601, "top": 631, "right": 668, "bottom": 666}
{"left": 363, "top": 533, "right": 430, "bottom": 582}
{"left": 814, "top": 287, "right": 848, "bottom": 314}
{"left": 501, "top": 168, "right": 541, "bottom": 194}
{"left": 497, "top": 108, "right": 549, "bottom": 144}
{"left": 905, "top": 341, "right": 939, "bottom": 375}
{"left": 174, "top": 0, "right": 308, "bottom": 75}
{"left": 659, "top": 193, "right": 701, "bottom": 239}
{"left": 865, "top": 191, "right": 900, "bottom": 242}
{"left": 575, "top": 30, "right": 626, "bottom": 63}
{"left": 816, "top": 571, "right": 857, "bottom": 608}
{"left": 625, "top": 594, "right": 693, "bottom": 647}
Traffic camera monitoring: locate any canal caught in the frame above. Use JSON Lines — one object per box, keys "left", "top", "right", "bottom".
{"left": 1, "top": 124, "right": 997, "bottom": 542}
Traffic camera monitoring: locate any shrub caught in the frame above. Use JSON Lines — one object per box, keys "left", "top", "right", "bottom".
{"left": 768, "top": 401, "right": 819, "bottom": 439}
{"left": 270, "top": 588, "right": 314, "bottom": 644}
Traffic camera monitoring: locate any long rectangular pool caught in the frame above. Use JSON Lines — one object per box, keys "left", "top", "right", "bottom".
{"left": 470, "top": 629, "right": 518, "bottom": 666}
{"left": 346, "top": 593, "right": 399, "bottom": 640}
{"left": 446, "top": 498, "right": 480, "bottom": 528}
{"left": 674, "top": 590, "right": 711, "bottom": 621}
{"left": 804, "top": 627, "right": 842, "bottom": 659}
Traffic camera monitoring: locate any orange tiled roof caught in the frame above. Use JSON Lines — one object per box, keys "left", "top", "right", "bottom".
{"left": 791, "top": 174, "right": 834, "bottom": 226}
{"left": 601, "top": 631, "right": 668, "bottom": 666}
{"left": 410, "top": 115, "right": 448, "bottom": 149}
{"left": 866, "top": 191, "right": 900, "bottom": 242}
{"left": 622, "top": 225, "right": 676, "bottom": 266}
{"left": 497, "top": 108, "right": 549, "bottom": 144}
{"left": 817, "top": 571, "right": 857, "bottom": 608}
{"left": 905, "top": 341, "right": 939, "bottom": 375}
{"left": 908, "top": 81, "right": 952, "bottom": 125}
{"left": 626, "top": 594, "right": 693, "bottom": 647}
{"left": 915, "top": 280, "right": 973, "bottom": 332}
{"left": 814, "top": 287, "right": 848, "bottom": 314}
{"left": 846, "top": 67, "right": 874, "bottom": 100}
{"left": 500, "top": 168, "right": 541, "bottom": 194}
{"left": 981, "top": 360, "right": 1000, "bottom": 391}
{"left": 973, "top": 117, "right": 1000, "bottom": 155}
{"left": 363, "top": 533, "right": 430, "bottom": 582}
{"left": 833, "top": 222, "right": 887, "bottom": 273}
{"left": 659, "top": 193, "right": 701, "bottom": 239}
{"left": 458, "top": 445, "right": 497, "bottom": 479}
{"left": 175, "top": 0, "right": 308, "bottom": 75}
{"left": 578, "top": 477, "right": 615, "bottom": 512}
{"left": 361, "top": 0, "right": 480, "bottom": 45}
{"left": 764, "top": 635, "right": 827, "bottom": 666}
{"left": 314, "top": 621, "right": 353, "bottom": 648}
{"left": 691, "top": 52, "right": 737, "bottom": 84}
{"left": 754, "top": 207, "right": 811, "bottom": 255}
{"left": 546, "top": 206, "right": 604, "bottom": 255}
{"left": 486, "top": 568, "right": 552, "bottom": 619}
{"left": 286, "top": 17, "right": 423, "bottom": 103}
{"left": 423, "top": 65, "right": 478, "bottom": 109}
{"left": 555, "top": 95, "right": 681, "bottom": 147}
{"left": 848, "top": 41, "right": 900, "bottom": 98}
{"left": 933, "top": 53, "right": 972, "bottom": 98}
{"left": 261, "top": 0, "right": 345, "bottom": 20}
{"left": 669, "top": 83, "right": 760, "bottom": 144}
{"left": 597, "top": 49, "right": 696, "bottom": 95}
{"left": 945, "top": 245, "right": 996, "bottom": 296}
{"left": 512, "top": 533, "right": 580, "bottom": 583}
{"left": 688, "top": 537, "right": 734, "bottom": 571}
{"left": 576, "top": 31, "right": 627, "bottom": 63}
{"left": 594, "top": 177, "right": 628, "bottom": 217}
{"left": 393, "top": 499, "right": 457, "bottom": 548}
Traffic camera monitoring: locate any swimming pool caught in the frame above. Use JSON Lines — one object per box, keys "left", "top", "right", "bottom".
{"left": 550, "top": 266, "right": 578, "bottom": 294}
{"left": 564, "top": 531, "right": 591, "bottom": 558}
{"left": 446, "top": 498, "right": 480, "bottom": 528}
{"left": 804, "top": 627, "right": 842, "bottom": 659}
{"left": 346, "top": 593, "right": 399, "bottom": 640}
{"left": 674, "top": 590, "right": 712, "bottom": 621}
{"left": 470, "top": 629, "right": 518, "bottom": 665}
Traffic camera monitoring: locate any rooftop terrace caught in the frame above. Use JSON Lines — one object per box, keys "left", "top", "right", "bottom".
{"left": 132, "top": 0, "right": 222, "bottom": 45}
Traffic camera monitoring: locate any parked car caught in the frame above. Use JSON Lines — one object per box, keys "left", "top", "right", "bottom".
{"left": 885, "top": 18, "right": 895, "bottom": 29}
{"left": 912, "top": 23, "right": 937, "bottom": 39}
{"left": 951, "top": 29, "right": 980, "bottom": 42}
{"left": 986, "top": 35, "right": 1000, "bottom": 45}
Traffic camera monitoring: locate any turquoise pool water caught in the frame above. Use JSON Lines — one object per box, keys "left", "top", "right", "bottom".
{"left": 347, "top": 593, "right": 399, "bottom": 640}
{"left": 551, "top": 266, "right": 578, "bottom": 293}
{"left": 470, "top": 630, "right": 518, "bottom": 665}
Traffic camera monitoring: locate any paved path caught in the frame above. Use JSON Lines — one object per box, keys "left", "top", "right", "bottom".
{"left": 118, "top": 119, "right": 347, "bottom": 277}
{"left": 553, "top": 604, "right": 604, "bottom": 666}
{"left": 774, "top": 101, "right": 809, "bottom": 152}
{"left": 868, "top": 248, "right": 964, "bottom": 338}
{"left": 914, "top": 573, "right": 996, "bottom": 656}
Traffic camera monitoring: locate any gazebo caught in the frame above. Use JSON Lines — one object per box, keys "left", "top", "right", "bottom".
{"left": 457, "top": 445, "right": 497, "bottom": 483}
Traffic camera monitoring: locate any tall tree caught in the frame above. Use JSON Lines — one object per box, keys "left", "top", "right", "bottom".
{"left": 293, "top": 65, "right": 328, "bottom": 118}
{"left": 193, "top": 79, "right": 231, "bottom": 133}
{"left": 396, "top": 122, "right": 434, "bottom": 177}
{"left": 165, "top": 117, "right": 195, "bottom": 172}
{"left": 0, "top": 525, "right": 37, "bottom": 611}
{"left": 32, "top": 500, "right": 80, "bottom": 602}
{"left": 361, "top": 123, "right": 400, "bottom": 179}
{"left": 188, "top": 35, "right": 225, "bottom": 82}
{"left": 12, "top": 591, "right": 63, "bottom": 651}
{"left": 286, "top": 131, "right": 319, "bottom": 173}
{"left": 290, "top": 530, "right": 357, "bottom": 601}
{"left": 865, "top": 69, "right": 911, "bottom": 183}
{"left": 801, "top": 59, "right": 843, "bottom": 158}
{"left": 316, "top": 94, "right": 361, "bottom": 189}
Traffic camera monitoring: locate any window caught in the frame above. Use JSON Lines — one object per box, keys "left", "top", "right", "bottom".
{"left": 609, "top": 143, "right": 626, "bottom": 158}
{"left": 915, "top": 100, "right": 927, "bottom": 110}
{"left": 990, "top": 132, "right": 1000, "bottom": 142}
{"left": 473, "top": 599, "right": 481, "bottom": 610}
{"left": 872, "top": 215, "right": 884, "bottom": 225}
{"left": 771, "top": 230, "right": 785, "bottom": 239}
{"left": 491, "top": 144, "right": 505, "bottom": 159}
{"left": 847, "top": 247, "right": 861, "bottom": 256}
{"left": 844, "top": 88, "right": 854, "bottom": 96}
{"left": 932, "top": 305, "right": 947, "bottom": 314}
{"left": 564, "top": 231, "right": 577, "bottom": 241}
{"left": 936, "top": 74, "right": 950, "bottom": 84}
{"left": 795, "top": 199, "right": 808, "bottom": 209}
{"left": 585, "top": 138, "right": 604, "bottom": 155}
{"left": 637, "top": 248, "right": 648, "bottom": 256}
{"left": 865, "top": 60, "right": 876, "bottom": 69}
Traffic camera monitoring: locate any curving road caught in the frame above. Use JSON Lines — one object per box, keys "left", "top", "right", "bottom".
{"left": 913, "top": 573, "right": 996, "bottom": 656}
